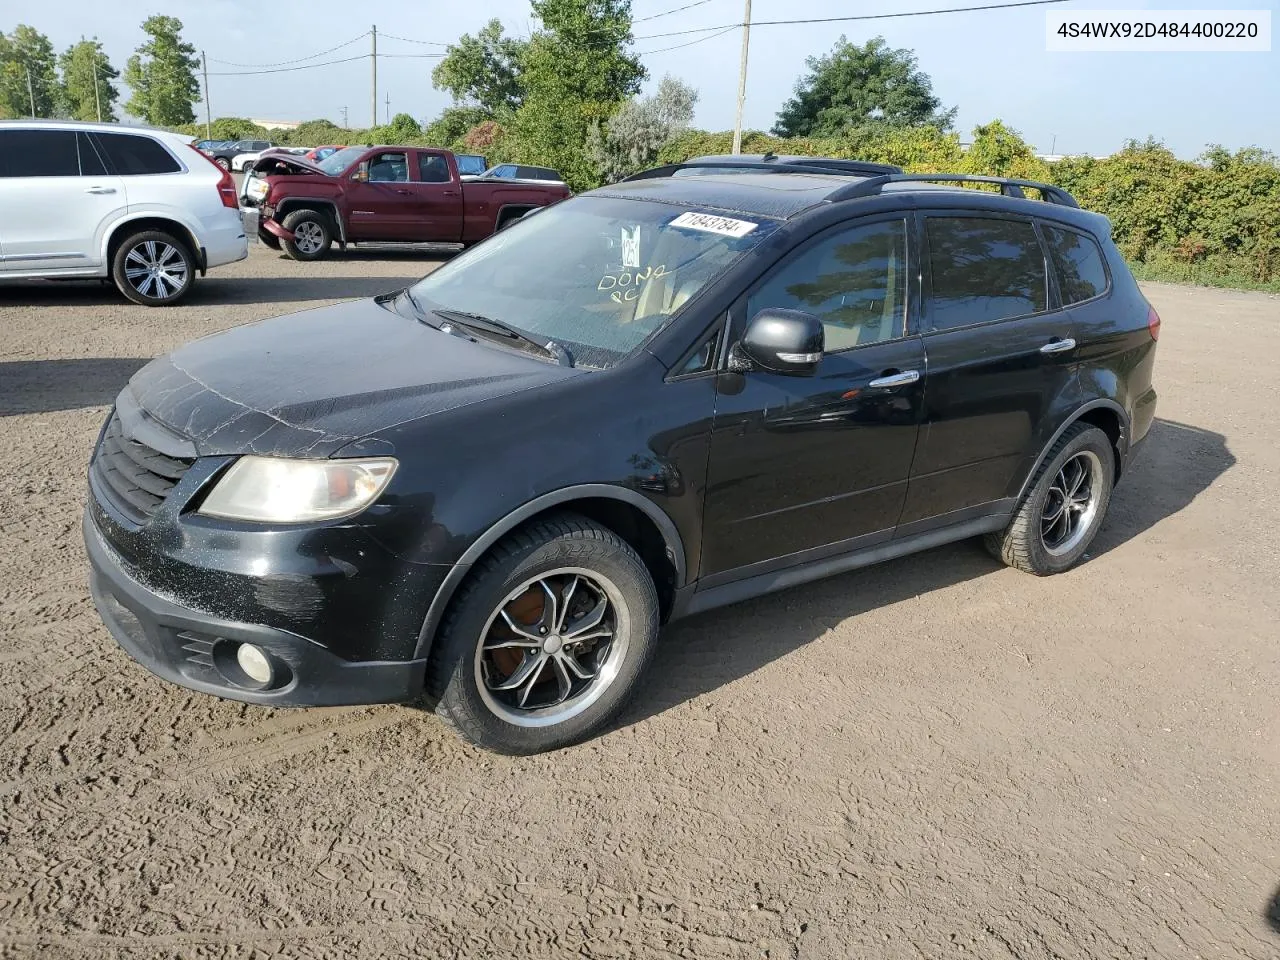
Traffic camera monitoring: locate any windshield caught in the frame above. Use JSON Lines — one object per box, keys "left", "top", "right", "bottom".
{"left": 317, "top": 146, "right": 366, "bottom": 176}
{"left": 408, "top": 195, "right": 778, "bottom": 369}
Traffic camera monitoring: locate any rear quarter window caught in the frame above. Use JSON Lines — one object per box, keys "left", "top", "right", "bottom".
{"left": 94, "top": 133, "right": 182, "bottom": 175}
{"left": 1042, "top": 224, "right": 1109, "bottom": 304}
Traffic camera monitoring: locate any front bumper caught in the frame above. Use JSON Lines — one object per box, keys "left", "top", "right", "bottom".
{"left": 84, "top": 509, "right": 427, "bottom": 707}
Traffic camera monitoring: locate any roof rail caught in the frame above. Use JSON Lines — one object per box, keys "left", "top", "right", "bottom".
{"left": 622, "top": 155, "right": 903, "bottom": 182}
{"left": 829, "top": 172, "right": 1079, "bottom": 207}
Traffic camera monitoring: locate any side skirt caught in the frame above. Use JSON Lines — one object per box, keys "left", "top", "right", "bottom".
{"left": 671, "top": 510, "right": 1011, "bottom": 622}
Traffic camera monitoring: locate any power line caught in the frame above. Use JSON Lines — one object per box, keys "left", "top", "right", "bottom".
{"left": 633, "top": 0, "right": 1072, "bottom": 41}
{"left": 208, "top": 31, "right": 369, "bottom": 68}
{"left": 378, "top": 31, "right": 451, "bottom": 47}
{"left": 207, "top": 54, "right": 369, "bottom": 77}
{"left": 638, "top": 24, "right": 737, "bottom": 54}
{"left": 635, "top": 0, "right": 717, "bottom": 23}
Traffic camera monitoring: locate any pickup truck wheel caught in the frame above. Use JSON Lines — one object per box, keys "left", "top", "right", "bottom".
{"left": 111, "top": 230, "right": 194, "bottom": 306}
{"left": 281, "top": 210, "right": 333, "bottom": 261}
{"left": 256, "top": 228, "right": 282, "bottom": 250}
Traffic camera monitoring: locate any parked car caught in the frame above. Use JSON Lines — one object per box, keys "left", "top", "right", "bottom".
{"left": 239, "top": 145, "right": 570, "bottom": 260}
{"left": 84, "top": 158, "right": 1158, "bottom": 753}
{"left": 231, "top": 144, "right": 278, "bottom": 172}
{"left": 304, "top": 144, "right": 345, "bottom": 162}
{"left": 455, "top": 153, "right": 487, "bottom": 177}
{"left": 478, "top": 163, "right": 565, "bottom": 184}
{"left": 0, "top": 120, "right": 247, "bottom": 305}
{"left": 193, "top": 138, "right": 228, "bottom": 152}
{"left": 204, "top": 139, "right": 273, "bottom": 171}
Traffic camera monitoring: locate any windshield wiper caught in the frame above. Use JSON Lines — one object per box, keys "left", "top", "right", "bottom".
{"left": 431, "top": 309, "right": 574, "bottom": 368}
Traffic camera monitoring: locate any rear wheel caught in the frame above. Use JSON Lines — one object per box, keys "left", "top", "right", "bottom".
{"left": 986, "top": 423, "right": 1114, "bottom": 575}
{"left": 111, "top": 230, "right": 194, "bottom": 306}
{"left": 429, "top": 514, "right": 659, "bottom": 754}
{"left": 281, "top": 209, "right": 333, "bottom": 261}
{"left": 213, "top": 156, "right": 230, "bottom": 171}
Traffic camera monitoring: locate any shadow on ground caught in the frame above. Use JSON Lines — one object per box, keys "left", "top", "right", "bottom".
{"left": 625, "top": 417, "right": 1234, "bottom": 725}
{"left": 1267, "top": 885, "right": 1280, "bottom": 934}
{"left": 0, "top": 358, "right": 149, "bottom": 416}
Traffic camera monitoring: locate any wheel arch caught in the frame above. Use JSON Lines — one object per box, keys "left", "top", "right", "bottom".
{"left": 413, "top": 485, "right": 687, "bottom": 659}
{"left": 1015, "top": 398, "right": 1129, "bottom": 503}
{"left": 105, "top": 216, "right": 206, "bottom": 274}
{"left": 494, "top": 203, "right": 538, "bottom": 230}
{"left": 275, "top": 198, "right": 346, "bottom": 242}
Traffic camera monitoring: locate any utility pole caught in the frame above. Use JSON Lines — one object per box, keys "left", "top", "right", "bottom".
{"left": 385, "top": 91, "right": 390, "bottom": 124}
{"left": 731, "top": 0, "right": 752, "bottom": 155}
{"left": 86, "top": 37, "right": 102, "bottom": 122}
{"left": 26, "top": 65, "right": 36, "bottom": 118}
{"left": 341, "top": 105, "right": 348, "bottom": 128}
{"left": 371, "top": 25, "right": 378, "bottom": 128}
{"left": 201, "top": 51, "right": 211, "bottom": 139}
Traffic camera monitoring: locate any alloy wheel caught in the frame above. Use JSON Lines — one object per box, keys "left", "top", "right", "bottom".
{"left": 123, "top": 241, "right": 188, "bottom": 301}
{"left": 474, "top": 568, "right": 628, "bottom": 728}
{"left": 1040, "top": 450, "right": 1104, "bottom": 556}
{"left": 293, "top": 221, "right": 325, "bottom": 255}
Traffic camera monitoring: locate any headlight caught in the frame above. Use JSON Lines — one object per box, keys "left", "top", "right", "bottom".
{"left": 247, "top": 178, "right": 268, "bottom": 200}
{"left": 198, "top": 456, "right": 397, "bottom": 523}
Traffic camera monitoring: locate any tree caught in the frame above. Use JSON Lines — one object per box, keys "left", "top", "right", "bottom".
{"left": 60, "top": 38, "right": 119, "bottom": 122}
{"left": 124, "top": 15, "right": 200, "bottom": 126}
{"left": 377, "top": 112, "right": 422, "bottom": 144}
{"left": 514, "top": 0, "right": 647, "bottom": 190}
{"left": 0, "top": 25, "right": 60, "bottom": 118}
{"left": 772, "top": 36, "right": 954, "bottom": 138}
{"left": 423, "top": 105, "right": 491, "bottom": 149}
{"left": 586, "top": 75, "right": 697, "bottom": 183}
{"left": 432, "top": 20, "right": 528, "bottom": 116}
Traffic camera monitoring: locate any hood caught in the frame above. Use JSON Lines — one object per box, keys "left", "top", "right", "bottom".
{"left": 249, "top": 154, "right": 329, "bottom": 176}
{"left": 121, "top": 296, "right": 580, "bottom": 458}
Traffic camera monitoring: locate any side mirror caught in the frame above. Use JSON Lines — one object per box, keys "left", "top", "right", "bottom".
{"left": 733, "top": 308, "right": 824, "bottom": 376}
{"left": 351, "top": 162, "right": 369, "bottom": 183}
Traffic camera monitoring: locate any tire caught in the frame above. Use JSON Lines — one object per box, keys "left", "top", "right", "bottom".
{"left": 111, "top": 230, "right": 195, "bottom": 307}
{"left": 496, "top": 209, "right": 526, "bottom": 232}
{"left": 257, "top": 228, "right": 282, "bottom": 250}
{"left": 213, "top": 157, "right": 230, "bottom": 171}
{"left": 281, "top": 209, "right": 333, "bottom": 261}
{"left": 985, "top": 423, "right": 1115, "bottom": 575}
{"left": 429, "top": 513, "right": 660, "bottom": 755}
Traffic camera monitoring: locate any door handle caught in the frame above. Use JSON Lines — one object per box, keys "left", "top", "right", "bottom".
{"left": 85, "top": 186, "right": 117, "bottom": 194}
{"left": 1040, "top": 337, "right": 1077, "bottom": 354}
{"left": 441, "top": 190, "right": 459, "bottom": 197}
{"left": 867, "top": 369, "right": 921, "bottom": 389}
{"left": 395, "top": 189, "right": 411, "bottom": 195}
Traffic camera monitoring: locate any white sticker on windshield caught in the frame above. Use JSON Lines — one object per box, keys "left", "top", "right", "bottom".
{"left": 669, "top": 211, "right": 758, "bottom": 238}
{"left": 621, "top": 225, "right": 641, "bottom": 268}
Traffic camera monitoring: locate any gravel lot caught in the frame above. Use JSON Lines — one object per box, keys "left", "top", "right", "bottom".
{"left": 1, "top": 245, "right": 1278, "bottom": 959}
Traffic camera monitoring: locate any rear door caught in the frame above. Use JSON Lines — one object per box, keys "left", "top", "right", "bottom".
{"left": 897, "top": 212, "right": 1079, "bottom": 533}
{"left": 0, "top": 129, "right": 127, "bottom": 272}
{"left": 400, "top": 150, "right": 464, "bottom": 242}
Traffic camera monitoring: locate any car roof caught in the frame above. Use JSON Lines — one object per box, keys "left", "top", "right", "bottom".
{"left": 0, "top": 118, "right": 194, "bottom": 146}
{"left": 589, "top": 171, "right": 1111, "bottom": 235}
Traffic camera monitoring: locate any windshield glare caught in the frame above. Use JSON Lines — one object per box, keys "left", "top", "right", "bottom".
{"left": 408, "top": 196, "right": 778, "bottom": 369}
{"left": 317, "top": 146, "right": 366, "bottom": 175}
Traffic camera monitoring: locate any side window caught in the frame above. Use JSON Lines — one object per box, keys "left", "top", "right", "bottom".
{"left": 1042, "top": 224, "right": 1108, "bottom": 304}
{"left": 77, "top": 133, "right": 108, "bottom": 176}
{"left": 674, "top": 324, "right": 722, "bottom": 376}
{"left": 926, "top": 217, "right": 1047, "bottom": 330}
{"left": 747, "top": 219, "right": 908, "bottom": 352}
{"left": 417, "top": 153, "right": 450, "bottom": 183}
{"left": 0, "top": 130, "right": 80, "bottom": 177}
{"left": 93, "top": 133, "right": 181, "bottom": 175}
{"left": 368, "top": 152, "right": 409, "bottom": 182}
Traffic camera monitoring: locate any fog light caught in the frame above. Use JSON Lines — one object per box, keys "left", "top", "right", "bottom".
{"left": 236, "top": 643, "right": 273, "bottom": 684}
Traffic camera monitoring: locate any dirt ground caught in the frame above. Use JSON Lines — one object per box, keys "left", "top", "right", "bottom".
{"left": 0, "top": 245, "right": 1277, "bottom": 959}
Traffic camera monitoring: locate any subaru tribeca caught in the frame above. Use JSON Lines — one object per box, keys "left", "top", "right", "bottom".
{"left": 84, "top": 159, "right": 1158, "bottom": 754}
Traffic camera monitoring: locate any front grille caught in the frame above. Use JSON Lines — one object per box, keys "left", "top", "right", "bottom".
{"left": 92, "top": 412, "right": 194, "bottom": 524}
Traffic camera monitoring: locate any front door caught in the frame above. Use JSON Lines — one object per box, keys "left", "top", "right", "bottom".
{"left": 700, "top": 216, "right": 925, "bottom": 583}
{"left": 0, "top": 129, "right": 127, "bottom": 271}
{"left": 897, "top": 213, "right": 1079, "bottom": 532}
{"left": 345, "top": 150, "right": 415, "bottom": 241}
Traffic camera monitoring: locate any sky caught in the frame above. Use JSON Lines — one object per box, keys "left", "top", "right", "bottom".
{"left": 24, "top": 0, "right": 1279, "bottom": 159}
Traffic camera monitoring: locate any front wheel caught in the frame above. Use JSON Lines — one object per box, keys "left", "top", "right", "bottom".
{"left": 281, "top": 210, "right": 333, "bottom": 261}
{"left": 429, "top": 514, "right": 660, "bottom": 754}
{"left": 111, "top": 230, "right": 194, "bottom": 306}
{"left": 986, "top": 423, "right": 1114, "bottom": 575}
{"left": 213, "top": 157, "right": 230, "bottom": 171}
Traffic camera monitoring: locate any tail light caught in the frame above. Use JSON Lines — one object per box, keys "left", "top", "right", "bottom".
{"left": 188, "top": 144, "right": 239, "bottom": 210}
{"left": 1147, "top": 304, "right": 1161, "bottom": 341}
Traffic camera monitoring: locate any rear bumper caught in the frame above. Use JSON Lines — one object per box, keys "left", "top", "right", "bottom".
{"left": 84, "top": 508, "right": 426, "bottom": 707}
{"left": 202, "top": 214, "right": 249, "bottom": 269}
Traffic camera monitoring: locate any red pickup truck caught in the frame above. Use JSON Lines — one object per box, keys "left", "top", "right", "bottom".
{"left": 242, "top": 146, "right": 570, "bottom": 261}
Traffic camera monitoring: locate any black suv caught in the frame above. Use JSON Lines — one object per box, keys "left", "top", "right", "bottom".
{"left": 84, "top": 158, "right": 1159, "bottom": 754}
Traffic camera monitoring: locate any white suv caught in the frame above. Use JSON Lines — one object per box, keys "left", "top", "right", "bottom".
{"left": 0, "top": 121, "right": 248, "bottom": 306}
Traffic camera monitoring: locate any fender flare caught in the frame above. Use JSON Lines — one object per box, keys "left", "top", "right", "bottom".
{"left": 413, "top": 483, "right": 688, "bottom": 658}
{"left": 274, "top": 198, "right": 347, "bottom": 243}
{"left": 1015, "top": 398, "right": 1129, "bottom": 503}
